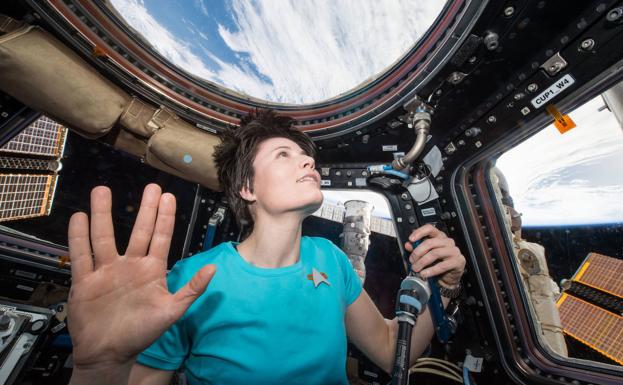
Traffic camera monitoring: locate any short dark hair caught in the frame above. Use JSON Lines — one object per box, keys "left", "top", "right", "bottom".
{"left": 213, "top": 109, "right": 316, "bottom": 230}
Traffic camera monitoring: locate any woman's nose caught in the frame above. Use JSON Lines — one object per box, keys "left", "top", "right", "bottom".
{"left": 300, "top": 154, "right": 315, "bottom": 169}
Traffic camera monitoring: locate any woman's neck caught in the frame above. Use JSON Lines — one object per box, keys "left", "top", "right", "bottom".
{"left": 237, "top": 213, "right": 304, "bottom": 268}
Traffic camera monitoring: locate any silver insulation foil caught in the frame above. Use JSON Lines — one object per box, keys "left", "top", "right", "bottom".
{"left": 340, "top": 200, "right": 373, "bottom": 283}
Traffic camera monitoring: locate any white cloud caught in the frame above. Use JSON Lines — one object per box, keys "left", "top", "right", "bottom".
{"left": 182, "top": 18, "right": 209, "bottom": 42}
{"left": 109, "top": 0, "right": 270, "bottom": 95}
{"left": 218, "top": 0, "right": 444, "bottom": 103}
{"left": 197, "top": 30, "right": 210, "bottom": 42}
{"left": 109, "top": 0, "right": 216, "bottom": 80}
{"left": 109, "top": 0, "right": 445, "bottom": 103}
{"left": 194, "top": 0, "right": 209, "bottom": 17}
{"left": 496, "top": 97, "right": 623, "bottom": 226}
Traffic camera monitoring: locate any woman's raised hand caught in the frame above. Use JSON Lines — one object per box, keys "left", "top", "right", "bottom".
{"left": 67, "top": 184, "right": 215, "bottom": 369}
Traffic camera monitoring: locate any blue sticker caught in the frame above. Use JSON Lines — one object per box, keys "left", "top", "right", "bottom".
{"left": 183, "top": 154, "right": 193, "bottom": 164}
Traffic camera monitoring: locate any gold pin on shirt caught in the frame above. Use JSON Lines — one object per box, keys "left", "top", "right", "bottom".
{"left": 307, "top": 268, "right": 330, "bottom": 288}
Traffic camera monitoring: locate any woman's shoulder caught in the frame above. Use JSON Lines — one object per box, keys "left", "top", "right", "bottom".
{"left": 301, "top": 236, "right": 347, "bottom": 264}
{"left": 302, "top": 236, "right": 340, "bottom": 252}
{"left": 168, "top": 242, "right": 235, "bottom": 278}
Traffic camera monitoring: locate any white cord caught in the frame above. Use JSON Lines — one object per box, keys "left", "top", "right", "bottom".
{"left": 386, "top": 357, "right": 465, "bottom": 384}
{"left": 411, "top": 357, "right": 464, "bottom": 383}
{"left": 413, "top": 360, "right": 461, "bottom": 377}
{"left": 416, "top": 357, "right": 462, "bottom": 372}
{"left": 410, "top": 368, "right": 463, "bottom": 383}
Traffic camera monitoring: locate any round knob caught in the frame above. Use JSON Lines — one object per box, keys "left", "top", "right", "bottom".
{"left": 0, "top": 314, "right": 12, "bottom": 331}
{"left": 30, "top": 319, "right": 46, "bottom": 333}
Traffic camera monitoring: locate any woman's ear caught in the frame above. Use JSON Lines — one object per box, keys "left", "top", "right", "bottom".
{"left": 239, "top": 182, "right": 256, "bottom": 202}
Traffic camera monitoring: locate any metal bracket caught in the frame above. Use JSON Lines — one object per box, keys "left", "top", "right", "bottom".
{"left": 541, "top": 52, "right": 568, "bottom": 76}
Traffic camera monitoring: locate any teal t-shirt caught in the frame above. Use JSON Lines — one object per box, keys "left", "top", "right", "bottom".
{"left": 136, "top": 236, "right": 363, "bottom": 384}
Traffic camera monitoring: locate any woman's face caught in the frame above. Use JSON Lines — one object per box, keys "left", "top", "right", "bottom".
{"left": 242, "top": 137, "right": 323, "bottom": 219}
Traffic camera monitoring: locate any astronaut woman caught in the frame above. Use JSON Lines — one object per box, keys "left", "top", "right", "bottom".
{"left": 66, "top": 109, "right": 465, "bottom": 385}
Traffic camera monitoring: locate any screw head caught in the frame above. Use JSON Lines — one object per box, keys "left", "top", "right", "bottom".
{"left": 484, "top": 31, "right": 499, "bottom": 51}
{"left": 504, "top": 6, "right": 515, "bottom": 17}
{"left": 607, "top": 7, "right": 623, "bottom": 22}
{"left": 580, "top": 38, "right": 595, "bottom": 51}
{"left": 527, "top": 83, "right": 538, "bottom": 92}
{"left": 448, "top": 72, "right": 463, "bottom": 84}
{"left": 487, "top": 115, "right": 497, "bottom": 124}
{"left": 465, "top": 127, "right": 481, "bottom": 137}
{"left": 547, "top": 62, "right": 564, "bottom": 74}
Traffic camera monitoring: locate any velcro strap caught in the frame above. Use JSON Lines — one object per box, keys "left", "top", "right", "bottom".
{"left": 0, "top": 15, "right": 23, "bottom": 34}
{"left": 400, "top": 294, "right": 422, "bottom": 313}
{"left": 147, "top": 107, "right": 175, "bottom": 130}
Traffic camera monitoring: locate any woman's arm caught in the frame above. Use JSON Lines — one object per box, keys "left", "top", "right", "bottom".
{"left": 345, "top": 224, "right": 464, "bottom": 373}
{"left": 344, "top": 290, "right": 395, "bottom": 373}
{"left": 345, "top": 290, "right": 449, "bottom": 373}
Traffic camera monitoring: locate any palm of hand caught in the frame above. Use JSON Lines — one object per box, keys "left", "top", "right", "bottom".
{"left": 68, "top": 256, "right": 173, "bottom": 365}
{"left": 67, "top": 184, "right": 215, "bottom": 368}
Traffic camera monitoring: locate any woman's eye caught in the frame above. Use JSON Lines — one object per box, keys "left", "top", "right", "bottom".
{"left": 278, "top": 151, "right": 288, "bottom": 158}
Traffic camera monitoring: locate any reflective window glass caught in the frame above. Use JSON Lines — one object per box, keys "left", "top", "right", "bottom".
{"left": 495, "top": 92, "right": 623, "bottom": 367}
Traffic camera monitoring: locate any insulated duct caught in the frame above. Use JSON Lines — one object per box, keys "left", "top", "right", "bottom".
{"left": 0, "top": 22, "right": 221, "bottom": 190}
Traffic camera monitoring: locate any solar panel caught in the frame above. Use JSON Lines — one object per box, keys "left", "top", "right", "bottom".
{"left": 564, "top": 280, "right": 623, "bottom": 316}
{"left": 0, "top": 116, "right": 67, "bottom": 158}
{"left": 573, "top": 253, "right": 623, "bottom": 299}
{"left": 0, "top": 174, "right": 59, "bottom": 222}
{"left": 0, "top": 116, "right": 66, "bottom": 222}
{"left": 312, "top": 201, "right": 396, "bottom": 237}
{"left": 557, "top": 293, "right": 623, "bottom": 365}
{"left": 0, "top": 156, "right": 58, "bottom": 171}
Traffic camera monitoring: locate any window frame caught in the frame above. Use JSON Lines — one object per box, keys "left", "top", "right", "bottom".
{"left": 449, "top": 73, "right": 623, "bottom": 383}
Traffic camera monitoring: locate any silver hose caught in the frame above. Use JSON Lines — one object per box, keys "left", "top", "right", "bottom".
{"left": 391, "top": 111, "right": 431, "bottom": 170}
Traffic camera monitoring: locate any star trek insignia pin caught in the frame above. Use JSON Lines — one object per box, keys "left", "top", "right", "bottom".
{"left": 307, "top": 268, "right": 330, "bottom": 288}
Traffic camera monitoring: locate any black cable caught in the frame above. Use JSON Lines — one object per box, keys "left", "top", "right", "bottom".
{"left": 391, "top": 319, "right": 416, "bottom": 385}
{"left": 408, "top": 162, "right": 434, "bottom": 204}
{"left": 391, "top": 275, "right": 431, "bottom": 385}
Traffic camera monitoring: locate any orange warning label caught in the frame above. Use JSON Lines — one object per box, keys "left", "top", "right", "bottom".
{"left": 92, "top": 45, "right": 108, "bottom": 58}
{"left": 58, "top": 255, "right": 70, "bottom": 268}
{"left": 546, "top": 104, "right": 576, "bottom": 134}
